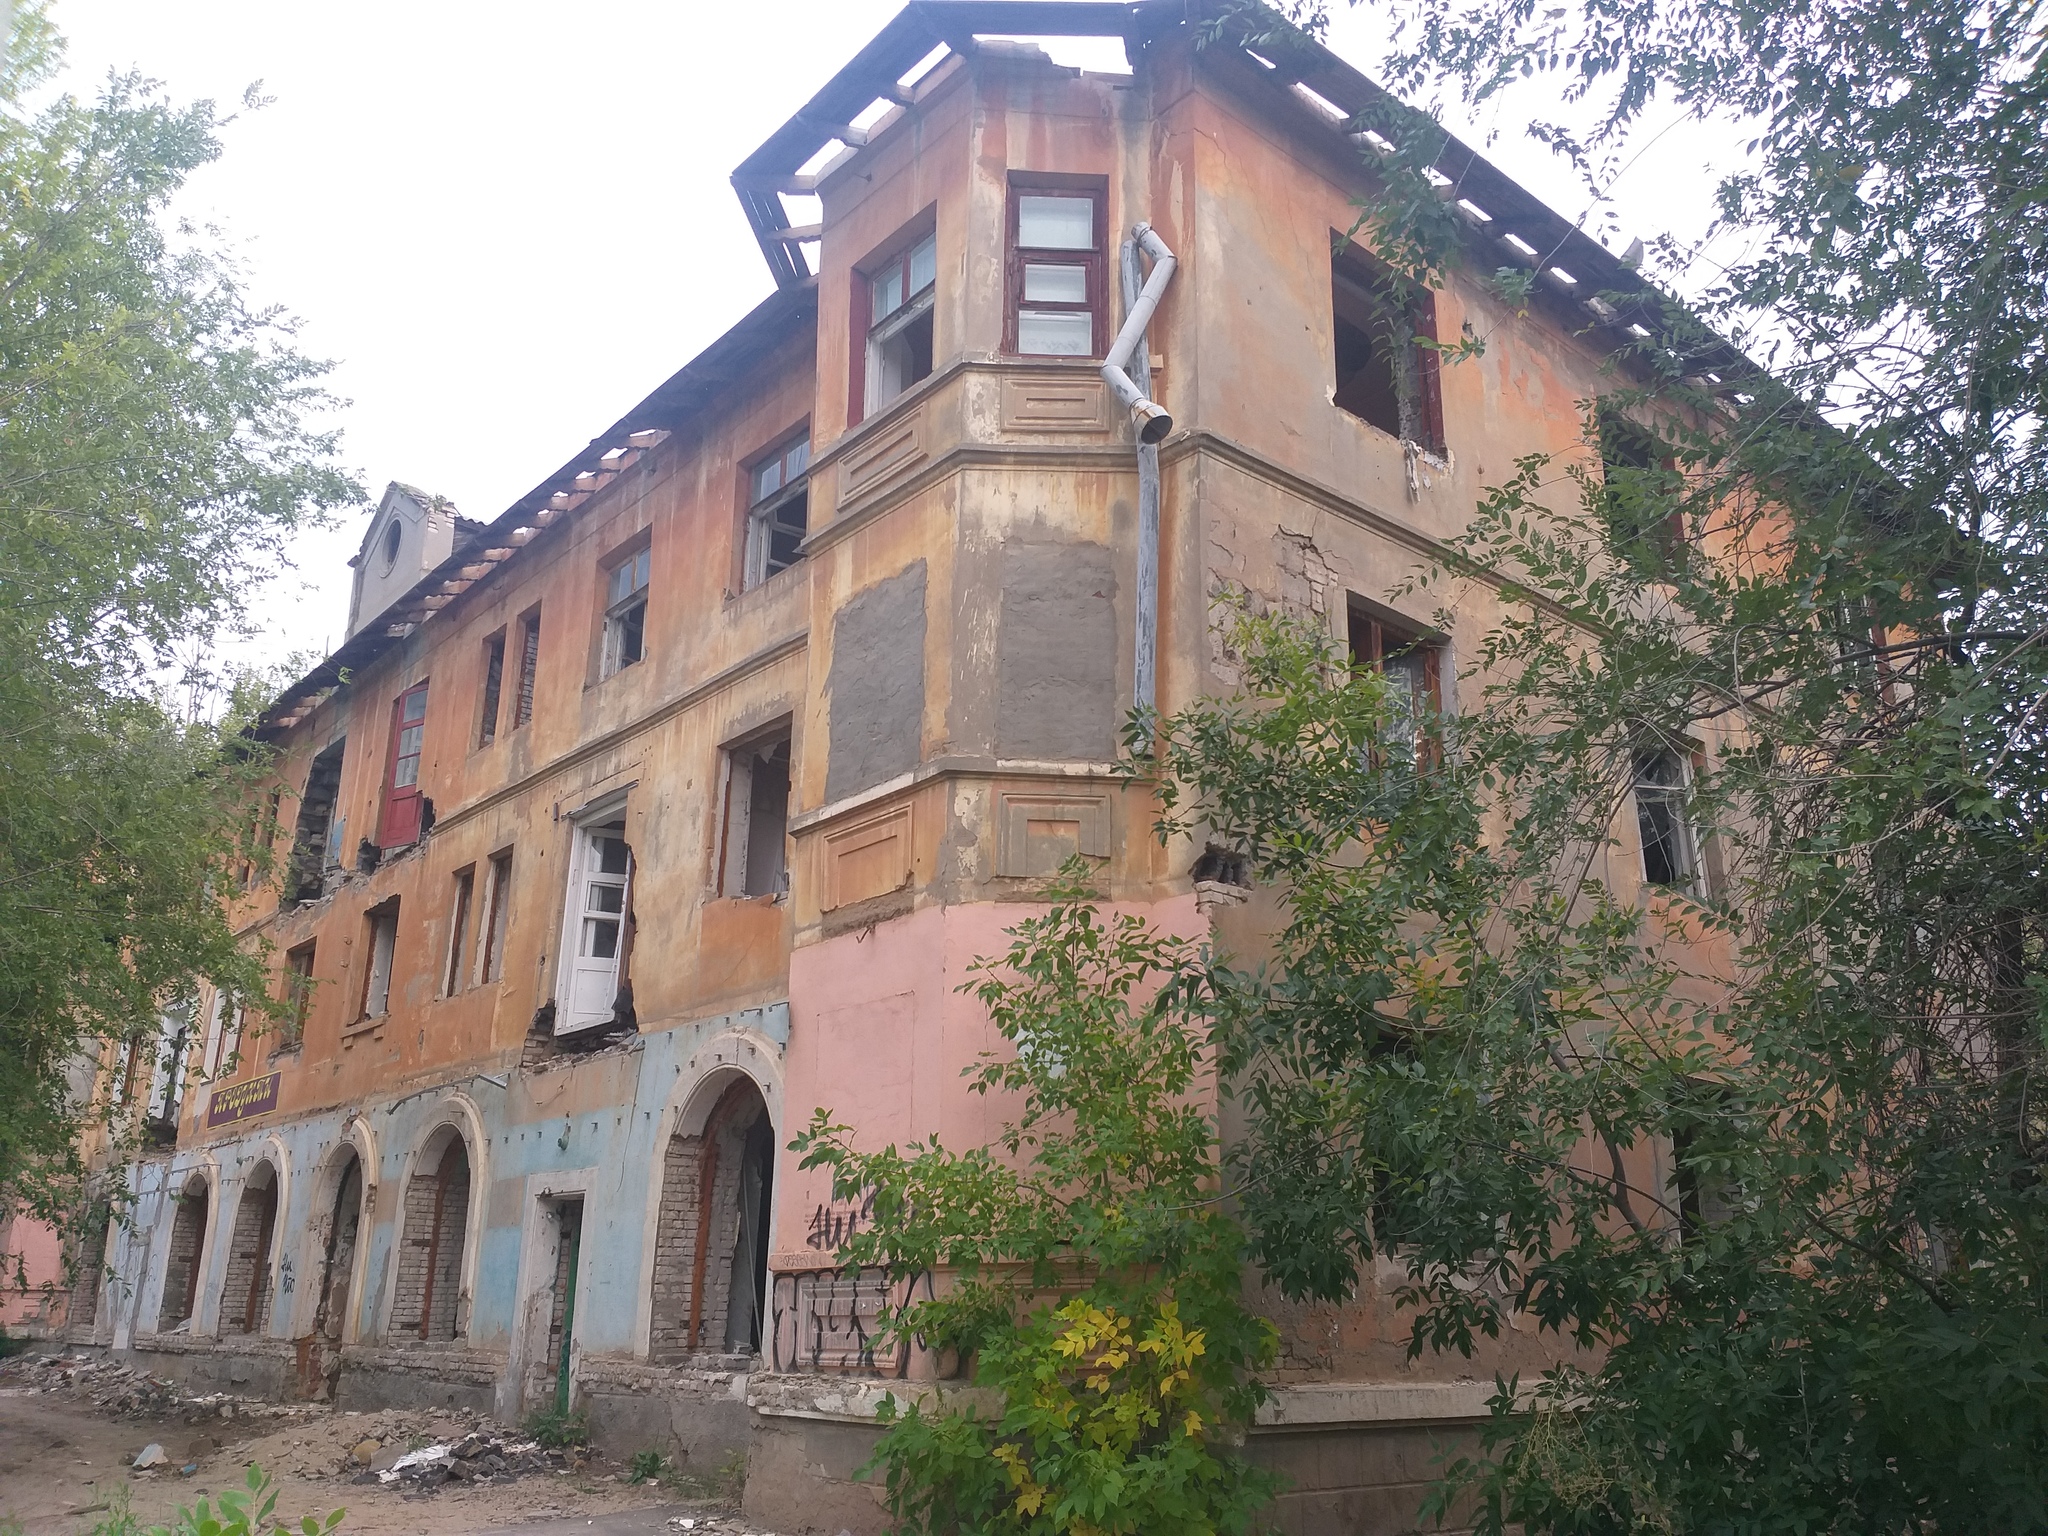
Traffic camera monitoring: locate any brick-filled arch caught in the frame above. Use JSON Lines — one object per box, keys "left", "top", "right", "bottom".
{"left": 220, "top": 1160, "right": 281, "bottom": 1334}
{"left": 156, "top": 1174, "right": 211, "bottom": 1332}
{"left": 648, "top": 1077, "right": 775, "bottom": 1361}
{"left": 391, "top": 1127, "right": 472, "bottom": 1342}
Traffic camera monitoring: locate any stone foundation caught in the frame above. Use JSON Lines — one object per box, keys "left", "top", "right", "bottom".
{"left": 333, "top": 1342, "right": 501, "bottom": 1415}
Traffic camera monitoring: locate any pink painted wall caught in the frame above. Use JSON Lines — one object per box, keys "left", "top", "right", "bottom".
{"left": 774, "top": 893, "right": 1205, "bottom": 1265}
{"left": 0, "top": 1212, "right": 67, "bottom": 1330}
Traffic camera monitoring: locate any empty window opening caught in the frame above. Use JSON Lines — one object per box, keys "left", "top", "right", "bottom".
{"left": 445, "top": 867, "right": 475, "bottom": 996}
{"left": 220, "top": 1162, "right": 279, "bottom": 1336}
{"left": 281, "top": 942, "right": 315, "bottom": 1050}
{"left": 862, "top": 229, "right": 937, "bottom": 419}
{"left": 361, "top": 900, "right": 399, "bottom": 1021}
{"left": 379, "top": 681, "right": 430, "bottom": 848}
{"left": 1671, "top": 1082, "right": 1740, "bottom": 1241}
{"left": 1633, "top": 748, "right": 1700, "bottom": 892}
{"left": 1007, "top": 184, "right": 1105, "bottom": 357}
{"left": 142, "top": 1000, "right": 192, "bottom": 1143}
{"left": 201, "top": 990, "right": 244, "bottom": 1080}
{"left": 478, "top": 630, "right": 507, "bottom": 747}
{"left": 513, "top": 609, "right": 541, "bottom": 728}
{"left": 648, "top": 1078, "right": 775, "bottom": 1362}
{"left": 286, "top": 739, "right": 346, "bottom": 906}
{"left": 1599, "top": 404, "right": 1686, "bottom": 574}
{"left": 392, "top": 1130, "right": 471, "bottom": 1342}
{"left": 1332, "top": 247, "right": 1446, "bottom": 453}
{"left": 155, "top": 1179, "right": 209, "bottom": 1332}
{"left": 479, "top": 850, "right": 513, "bottom": 985}
{"left": 744, "top": 433, "right": 811, "bottom": 590}
{"left": 556, "top": 812, "right": 632, "bottom": 1035}
{"left": 718, "top": 730, "right": 792, "bottom": 899}
{"left": 601, "top": 547, "right": 651, "bottom": 679}
{"left": 1349, "top": 603, "right": 1443, "bottom": 763}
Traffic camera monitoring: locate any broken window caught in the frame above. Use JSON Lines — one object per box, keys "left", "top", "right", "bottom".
{"left": 378, "top": 681, "right": 430, "bottom": 848}
{"left": 143, "top": 999, "right": 192, "bottom": 1138}
{"left": 1007, "top": 184, "right": 1105, "bottom": 357}
{"left": 478, "top": 629, "right": 507, "bottom": 747}
{"left": 281, "top": 942, "right": 315, "bottom": 1050}
{"left": 600, "top": 546, "right": 651, "bottom": 679}
{"left": 1599, "top": 404, "right": 1687, "bottom": 576}
{"left": 513, "top": 608, "right": 541, "bottom": 728}
{"left": 743, "top": 432, "right": 811, "bottom": 590}
{"left": 1633, "top": 748, "right": 1700, "bottom": 893}
{"left": 287, "top": 738, "right": 346, "bottom": 906}
{"left": 479, "top": 849, "right": 513, "bottom": 984}
{"left": 717, "top": 728, "right": 792, "bottom": 899}
{"left": 445, "top": 867, "right": 475, "bottom": 996}
{"left": 1349, "top": 602, "right": 1443, "bottom": 764}
{"left": 361, "top": 900, "right": 399, "bottom": 1021}
{"left": 201, "top": 989, "right": 243, "bottom": 1079}
{"left": 862, "top": 228, "right": 937, "bottom": 419}
{"left": 1331, "top": 245, "right": 1446, "bottom": 453}
{"left": 556, "top": 808, "right": 631, "bottom": 1034}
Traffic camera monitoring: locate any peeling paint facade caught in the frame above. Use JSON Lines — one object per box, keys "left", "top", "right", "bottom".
{"left": 72, "top": 6, "right": 1695, "bottom": 1530}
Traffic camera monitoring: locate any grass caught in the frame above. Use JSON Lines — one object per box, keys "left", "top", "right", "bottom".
{"left": 624, "top": 1449, "right": 746, "bottom": 1505}
{"left": 520, "top": 1405, "right": 590, "bottom": 1449}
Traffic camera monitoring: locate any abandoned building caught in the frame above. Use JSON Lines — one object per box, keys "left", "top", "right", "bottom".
{"left": 70, "top": 3, "right": 1711, "bottom": 1529}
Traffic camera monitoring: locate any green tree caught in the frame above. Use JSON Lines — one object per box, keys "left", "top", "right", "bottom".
{"left": 0, "top": 5, "right": 354, "bottom": 1243}
{"left": 795, "top": 886, "right": 1278, "bottom": 1536}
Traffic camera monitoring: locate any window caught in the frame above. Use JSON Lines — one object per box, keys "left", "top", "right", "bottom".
{"left": 282, "top": 943, "right": 315, "bottom": 1050}
{"left": 1599, "top": 404, "right": 1686, "bottom": 575}
{"left": 361, "top": 900, "right": 399, "bottom": 1021}
{"left": 286, "top": 738, "right": 345, "bottom": 906}
{"left": 717, "top": 729, "right": 792, "bottom": 899}
{"left": 1633, "top": 749, "right": 1700, "bottom": 893}
{"left": 557, "top": 812, "right": 631, "bottom": 1034}
{"left": 1671, "top": 1081, "right": 1740, "bottom": 1240}
{"left": 744, "top": 433, "right": 811, "bottom": 590}
{"left": 1332, "top": 246, "right": 1446, "bottom": 453}
{"left": 601, "top": 547, "right": 651, "bottom": 678}
{"left": 477, "top": 630, "right": 506, "bottom": 747}
{"left": 861, "top": 229, "right": 937, "bottom": 419}
{"left": 445, "top": 867, "right": 475, "bottom": 996}
{"left": 1006, "top": 184, "right": 1105, "bottom": 357}
{"left": 378, "top": 682, "right": 430, "bottom": 847}
{"left": 1349, "top": 604, "right": 1443, "bottom": 763}
{"left": 144, "top": 1001, "right": 192, "bottom": 1134}
{"left": 478, "top": 849, "right": 513, "bottom": 984}
{"left": 201, "top": 990, "right": 243, "bottom": 1079}
{"left": 513, "top": 608, "right": 541, "bottom": 728}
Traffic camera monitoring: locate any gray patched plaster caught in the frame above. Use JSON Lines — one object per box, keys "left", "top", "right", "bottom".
{"left": 825, "top": 562, "right": 927, "bottom": 803}
{"left": 995, "top": 541, "right": 1118, "bottom": 761}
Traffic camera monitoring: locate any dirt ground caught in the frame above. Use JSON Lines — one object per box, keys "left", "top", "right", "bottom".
{"left": 0, "top": 1355, "right": 789, "bottom": 1536}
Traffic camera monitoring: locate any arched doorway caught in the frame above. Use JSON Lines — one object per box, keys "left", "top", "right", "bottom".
{"left": 393, "top": 1127, "right": 471, "bottom": 1341}
{"left": 649, "top": 1077, "right": 774, "bottom": 1361}
{"left": 297, "top": 1148, "right": 365, "bottom": 1397}
{"left": 221, "top": 1160, "right": 280, "bottom": 1335}
{"left": 156, "top": 1175, "right": 210, "bottom": 1333}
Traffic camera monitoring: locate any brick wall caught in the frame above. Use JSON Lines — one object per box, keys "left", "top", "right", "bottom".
{"left": 539, "top": 1201, "right": 582, "bottom": 1405}
{"left": 390, "top": 1145, "right": 472, "bottom": 1342}
{"left": 426, "top": 1150, "right": 470, "bottom": 1340}
{"left": 648, "top": 1097, "right": 764, "bottom": 1364}
{"left": 156, "top": 1191, "right": 208, "bottom": 1331}
{"left": 389, "top": 1169, "right": 440, "bottom": 1336}
{"left": 220, "top": 1183, "right": 276, "bottom": 1334}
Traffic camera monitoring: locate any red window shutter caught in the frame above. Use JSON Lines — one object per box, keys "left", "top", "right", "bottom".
{"left": 379, "top": 683, "right": 429, "bottom": 847}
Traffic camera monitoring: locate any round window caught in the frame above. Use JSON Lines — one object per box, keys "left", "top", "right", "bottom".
{"left": 379, "top": 518, "right": 402, "bottom": 573}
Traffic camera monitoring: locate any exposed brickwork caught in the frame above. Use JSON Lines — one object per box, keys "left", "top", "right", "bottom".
{"left": 156, "top": 1190, "right": 208, "bottom": 1332}
{"left": 648, "top": 1088, "right": 769, "bottom": 1363}
{"left": 220, "top": 1180, "right": 277, "bottom": 1334}
{"left": 390, "top": 1139, "right": 471, "bottom": 1341}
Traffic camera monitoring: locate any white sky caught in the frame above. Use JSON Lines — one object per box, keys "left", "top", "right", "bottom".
{"left": 50, "top": 1, "right": 1735, "bottom": 684}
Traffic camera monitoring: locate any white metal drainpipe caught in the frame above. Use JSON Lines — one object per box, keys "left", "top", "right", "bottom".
{"left": 1104, "top": 223, "right": 1177, "bottom": 713}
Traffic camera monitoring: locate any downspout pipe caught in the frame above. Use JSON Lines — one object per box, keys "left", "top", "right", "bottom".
{"left": 1110, "top": 224, "right": 1175, "bottom": 713}
{"left": 1101, "top": 223, "right": 1177, "bottom": 445}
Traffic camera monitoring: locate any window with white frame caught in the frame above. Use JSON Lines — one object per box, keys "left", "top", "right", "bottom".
{"left": 201, "top": 989, "right": 244, "bottom": 1078}
{"left": 556, "top": 809, "right": 632, "bottom": 1034}
{"left": 716, "top": 728, "right": 792, "bottom": 899}
{"left": 1633, "top": 748, "right": 1700, "bottom": 892}
{"left": 361, "top": 900, "right": 399, "bottom": 1020}
{"left": 600, "top": 546, "right": 651, "bottom": 679}
{"left": 863, "top": 230, "right": 937, "bottom": 418}
{"left": 743, "top": 433, "right": 811, "bottom": 590}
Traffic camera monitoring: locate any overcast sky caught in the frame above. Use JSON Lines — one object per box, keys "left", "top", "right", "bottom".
{"left": 51, "top": 1, "right": 1732, "bottom": 683}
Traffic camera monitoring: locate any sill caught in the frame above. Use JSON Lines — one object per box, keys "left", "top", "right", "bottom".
{"left": 341, "top": 1017, "right": 384, "bottom": 1041}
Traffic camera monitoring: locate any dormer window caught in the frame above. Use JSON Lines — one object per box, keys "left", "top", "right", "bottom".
{"left": 862, "top": 229, "right": 937, "bottom": 418}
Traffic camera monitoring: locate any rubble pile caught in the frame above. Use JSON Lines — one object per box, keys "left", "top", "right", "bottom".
{"left": 367, "top": 1428, "right": 581, "bottom": 1492}
{"left": 0, "top": 1352, "right": 311, "bottom": 1426}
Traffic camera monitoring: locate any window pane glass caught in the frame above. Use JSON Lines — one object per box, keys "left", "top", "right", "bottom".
{"left": 785, "top": 439, "right": 811, "bottom": 479}
{"left": 1017, "top": 309, "right": 1095, "bottom": 356}
{"left": 1023, "top": 263, "right": 1088, "bottom": 303}
{"left": 1018, "top": 195, "right": 1094, "bottom": 250}
{"left": 401, "top": 688, "right": 428, "bottom": 723}
{"left": 633, "top": 547, "right": 650, "bottom": 591}
{"left": 608, "top": 561, "right": 632, "bottom": 605}
{"left": 587, "top": 881, "right": 624, "bottom": 914}
{"left": 907, "top": 233, "right": 937, "bottom": 295}
{"left": 582, "top": 917, "right": 619, "bottom": 958}
{"left": 595, "top": 833, "right": 629, "bottom": 875}
{"left": 752, "top": 459, "right": 781, "bottom": 502}
{"left": 872, "top": 266, "right": 903, "bottom": 323}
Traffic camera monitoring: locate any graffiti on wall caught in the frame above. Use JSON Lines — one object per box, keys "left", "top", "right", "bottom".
{"left": 803, "top": 1191, "right": 876, "bottom": 1251}
{"left": 769, "top": 1265, "right": 935, "bottom": 1376}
